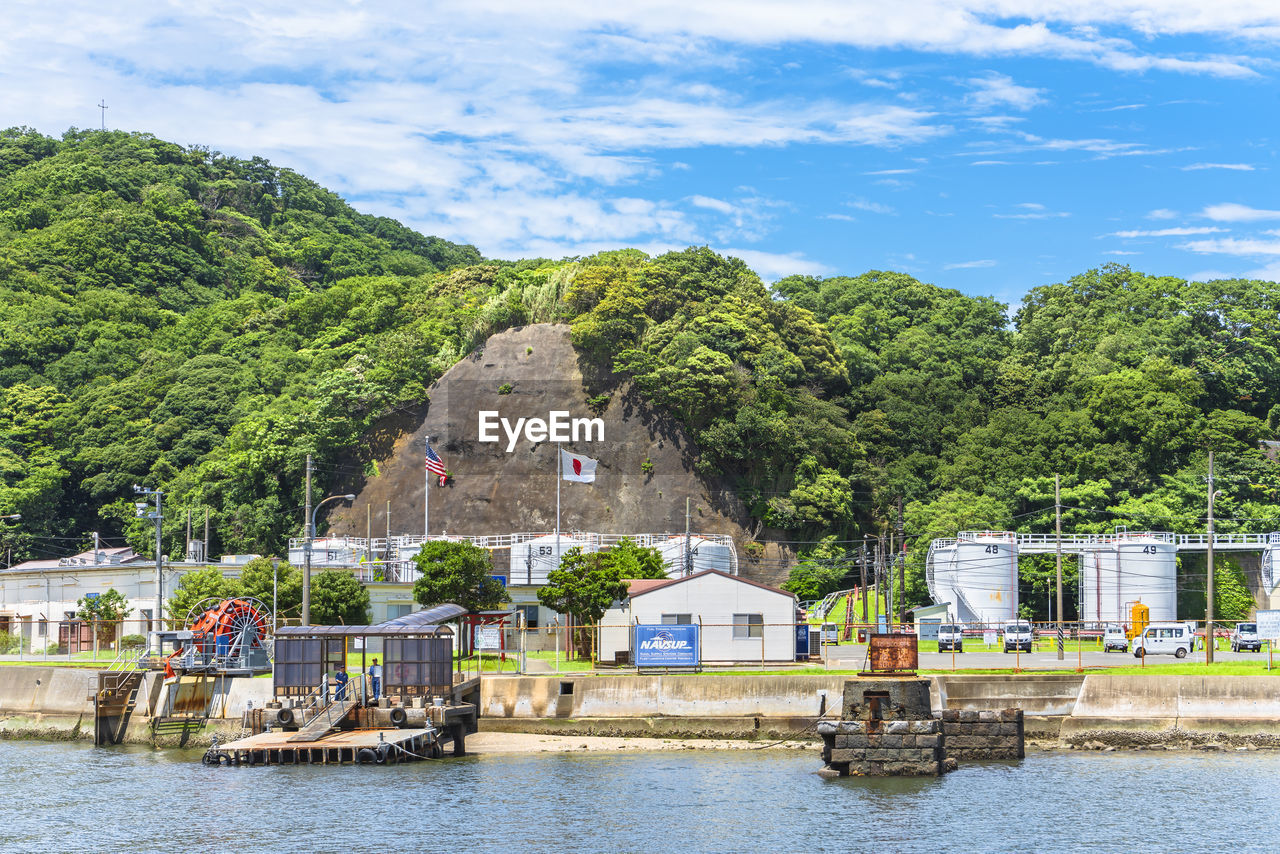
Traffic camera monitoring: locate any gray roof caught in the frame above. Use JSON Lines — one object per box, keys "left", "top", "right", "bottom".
{"left": 274, "top": 603, "right": 468, "bottom": 638}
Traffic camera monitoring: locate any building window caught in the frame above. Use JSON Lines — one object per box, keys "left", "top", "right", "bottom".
{"left": 733, "top": 613, "right": 763, "bottom": 639}
{"left": 661, "top": 614, "right": 692, "bottom": 625}
{"left": 140, "top": 609, "right": 153, "bottom": 633}
{"left": 519, "top": 605, "right": 539, "bottom": 629}
{"left": 388, "top": 603, "right": 413, "bottom": 620}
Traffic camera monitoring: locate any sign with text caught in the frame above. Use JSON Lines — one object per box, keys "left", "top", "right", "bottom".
{"left": 1256, "top": 609, "right": 1280, "bottom": 641}
{"left": 634, "top": 624, "right": 699, "bottom": 668}
{"left": 476, "top": 626, "right": 502, "bottom": 650}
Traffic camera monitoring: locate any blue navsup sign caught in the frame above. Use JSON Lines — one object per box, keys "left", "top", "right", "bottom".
{"left": 634, "top": 624, "right": 699, "bottom": 667}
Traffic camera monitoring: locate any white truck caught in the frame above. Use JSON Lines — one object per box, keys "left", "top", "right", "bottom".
{"left": 938, "top": 623, "right": 964, "bottom": 652}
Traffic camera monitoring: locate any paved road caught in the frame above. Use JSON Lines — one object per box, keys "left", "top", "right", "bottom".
{"left": 821, "top": 644, "right": 1274, "bottom": 670}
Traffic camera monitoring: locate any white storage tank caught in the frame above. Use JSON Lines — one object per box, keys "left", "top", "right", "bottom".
{"left": 508, "top": 534, "right": 596, "bottom": 586}
{"left": 952, "top": 531, "right": 1018, "bottom": 627}
{"left": 1080, "top": 531, "right": 1176, "bottom": 624}
{"left": 656, "top": 536, "right": 735, "bottom": 576}
{"left": 286, "top": 538, "right": 364, "bottom": 567}
{"left": 1262, "top": 533, "right": 1280, "bottom": 594}
{"left": 925, "top": 539, "right": 960, "bottom": 620}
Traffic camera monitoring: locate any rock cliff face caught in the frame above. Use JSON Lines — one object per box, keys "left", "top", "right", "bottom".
{"left": 328, "top": 324, "right": 760, "bottom": 554}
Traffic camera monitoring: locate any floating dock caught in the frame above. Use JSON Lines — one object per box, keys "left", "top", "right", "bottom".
{"left": 207, "top": 725, "right": 457, "bottom": 766}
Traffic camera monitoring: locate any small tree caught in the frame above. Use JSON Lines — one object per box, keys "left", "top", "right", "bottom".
{"left": 238, "top": 557, "right": 302, "bottom": 623}
{"left": 76, "top": 587, "right": 132, "bottom": 645}
{"left": 412, "top": 541, "right": 509, "bottom": 612}
{"left": 538, "top": 547, "right": 629, "bottom": 658}
{"left": 168, "top": 567, "right": 242, "bottom": 625}
{"left": 1214, "top": 558, "right": 1254, "bottom": 623}
{"left": 604, "top": 538, "right": 668, "bottom": 579}
{"left": 310, "top": 570, "right": 371, "bottom": 625}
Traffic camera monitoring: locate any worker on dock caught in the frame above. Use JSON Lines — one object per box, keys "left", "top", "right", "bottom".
{"left": 334, "top": 665, "right": 349, "bottom": 701}
{"left": 369, "top": 658, "right": 382, "bottom": 700}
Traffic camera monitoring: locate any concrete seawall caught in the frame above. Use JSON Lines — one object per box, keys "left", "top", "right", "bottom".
{"left": 0, "top": 666, "right": 273, "bottom": 746}
{"left": 3, "top": 666, "right": 1278, "bottom": 749}
{"left": 1063, "top": 675, "right": 1280, "bottom": 748}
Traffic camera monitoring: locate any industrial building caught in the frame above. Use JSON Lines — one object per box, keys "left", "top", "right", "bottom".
{"left": 597, "top": 569, "right": 799, "bottom": 665}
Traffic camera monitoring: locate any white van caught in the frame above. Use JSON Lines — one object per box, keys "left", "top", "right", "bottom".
{"left": 1003, "top": 620, "right": 1034, "bottom": 653}
{"left": 938, "top": 623, "right": 964, "bottom": 652}
{"left": 1133, "top": 623, "right": 1192, "bottom": 658}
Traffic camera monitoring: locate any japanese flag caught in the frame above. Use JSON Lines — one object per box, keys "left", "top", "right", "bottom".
{"left": 560, "top": 449, "right": 598, "bottom": 483}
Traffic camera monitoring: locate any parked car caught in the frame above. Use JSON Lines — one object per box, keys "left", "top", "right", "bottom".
{"left": 1133, "top": 623, "right": 1192, "bottom": 658}
{"left": 938, "top": 623, "right": 964, "bottom": 652}
{"left": 1002, "top": 620, "right": 1033, "bottom": 653}
{"left": 1102, "top": 624, "right": 1128, "bottom": 653}
{"left": 1230, "top": 622, "right": 1262, "bottom": 653}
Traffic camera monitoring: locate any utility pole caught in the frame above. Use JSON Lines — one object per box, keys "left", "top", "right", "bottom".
{"left": 186, "top": 509, "right": 192, "bottom": 558}
{"left": 203, "top": 508, "right": 209, "bottom": 561}
{"left": 1055, "top": 474, "right": 1064, "bottom": 660}
{"left": 887, "top": 526, "right": 895, "bottom": 631}
{"left": 303, "top": 454, "right": 313, "bottom": 626}
{"left": 860, "top": 540, "right": 868, "bottom": 627}
{"left": 685, "top": 497, "right": 692, "bottom": 576}
{"left": 1206, "top": 450, "right": 1216, "bottom": 664}
{"left": 897, "top": 498, "right": 905, "bottom": 626}
{"left": 97, "top": 100, "right": 108, "bottom": 130}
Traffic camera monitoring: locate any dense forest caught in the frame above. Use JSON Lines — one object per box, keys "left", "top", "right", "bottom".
{"left": 2, "top": 128, "right": 1278, "bottom": 619}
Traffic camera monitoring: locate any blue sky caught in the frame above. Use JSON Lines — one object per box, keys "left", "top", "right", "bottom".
{"left": 3, "top": 1, "right": 1280, "bottom": 305}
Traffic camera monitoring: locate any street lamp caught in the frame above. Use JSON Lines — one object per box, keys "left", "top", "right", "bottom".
{"left": 302, "top": 493, "right": 356, "bottom": 626}
{"left": 133, "top": 486, "right": 163, "bottom": 641}
{"left": 271, "top": 556, "right": 280, "bottom": 633}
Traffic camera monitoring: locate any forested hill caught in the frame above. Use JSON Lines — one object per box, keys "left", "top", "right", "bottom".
{"left": 2, "top": 127, "right": 1279, "bottom": 619}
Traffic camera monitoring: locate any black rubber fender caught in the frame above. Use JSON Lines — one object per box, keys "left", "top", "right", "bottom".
{"left": 375, "top": 742, "right": 392, "bottom": 764}
{"left": 389, "top": 707, "right": 408, "bottom": 727}
{"left": 275, "top": 708, "right": 295, "bottom": 726}
{"left": 202, "top": 751, "right": 218, "bottom": 766}
{"left": 357, "top": 747, "right": 378, "bottom": 764}
{"left": 429, "top": 740, "right": 443, "bottom": 759}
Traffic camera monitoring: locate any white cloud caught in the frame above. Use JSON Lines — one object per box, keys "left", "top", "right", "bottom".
{"left": 848, "top": 199, "right": 897, "bottom": 215}
{"left": 1202, "top": 203, "right": 1280, "bottom": 222}
{"left": 822, "top": 213, "right": 857, "bottom": 221}
{"left": 943, "top": 259, "right": 998, "bottom": 269}
{"left": 716, "top": 247, "right": 831, "bottom": 280}
{"left": 1104, "top": 250, "right": 1142, "bottom": 255}
{"left": 1108, "top": 226, "right": 1228, "bottom": 237}
{"left": 966, "top": 73, "right": 1044, "bottom": 111}
{"left": 690, "top": 195, "right": 735, "bottom": 214}
{"left": 863, "top": 168, "right": 918, "bottom": 175}
{"left": 1179, "top": 237, "right": 1280, "bottom": 256}
{"left": 1182, "top": 162, "right": 1254, "bottom": 171}
{"left": 1147, "top": 208, "right": 1179, "bottom": 219}
{"left": 994, "top": 210, "right": 1070, "bottom": 219}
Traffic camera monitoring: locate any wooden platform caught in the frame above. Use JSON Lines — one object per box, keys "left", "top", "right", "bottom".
{"left": 207, "top": 726, "right": 453, "bottom": 766}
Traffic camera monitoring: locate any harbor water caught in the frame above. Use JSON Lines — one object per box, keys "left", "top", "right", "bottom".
{"left": 2, "top": 742, "right": 1276, "bottom": 852}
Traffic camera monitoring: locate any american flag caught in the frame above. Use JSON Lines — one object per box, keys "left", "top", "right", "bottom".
{"left": 425, "top": 444, "right": 447, "bottom": 485}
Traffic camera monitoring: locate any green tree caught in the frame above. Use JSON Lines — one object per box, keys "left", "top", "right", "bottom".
{"left": 783, "top": 536, "right": 850, "bottom": 600}
{"left": 309, "top": 569, "right": 371, "bottom": 625}
{"left": 538, "top": 547, "right": 629, "bottom": 658}
{"left": 601, "top": 538, "right": 667, "bottom": 579}
{"left": 76, "top": 587, "right": 132, "bottom": 645}
{"left": 167, "top": 567, "right": 242, "bottom": 625}
{"left": 1214, "top": 558, "right": 1254, "bottom": 623}
{"left": 237, "top": 557, "right": 302, "bottom": 622}
{"left": 412, "top": 540, "right": 509, "bottom": 611}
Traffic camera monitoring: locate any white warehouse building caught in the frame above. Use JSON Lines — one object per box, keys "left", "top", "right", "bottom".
{"left": 598, "top": 570, "right": 798, "bottom": 665}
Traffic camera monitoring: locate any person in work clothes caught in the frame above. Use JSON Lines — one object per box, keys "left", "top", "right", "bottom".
{"left": 334, "top": 665, "right": 349, "bottom": 701}
{"left": 369, "top": 658, "right": 382, "bottom": 700}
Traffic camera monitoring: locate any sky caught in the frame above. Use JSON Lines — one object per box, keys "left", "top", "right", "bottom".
{"left": 3, "top": 1, "right": 1280, "bottom": 306}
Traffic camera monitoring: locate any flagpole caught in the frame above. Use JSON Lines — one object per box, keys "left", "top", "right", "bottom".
{"left": 424, "top": 438, "right": 430, "bottom": 540}
{"left": 555, "top": 442, "right": 562, "bottom": 548}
